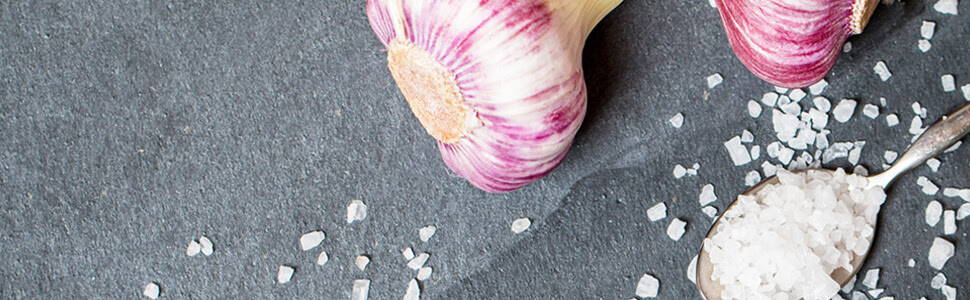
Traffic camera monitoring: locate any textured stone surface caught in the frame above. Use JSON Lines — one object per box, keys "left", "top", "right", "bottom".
{"left": 1, "top": 1, "right": 967, "bottom": 299}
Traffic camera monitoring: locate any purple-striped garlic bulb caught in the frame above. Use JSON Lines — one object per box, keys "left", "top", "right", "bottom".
{"left": 366, "top": 0, "right": 622, "bottom": 193}
{"left": 715, "top": 0, "right": 880, "bottom": 88}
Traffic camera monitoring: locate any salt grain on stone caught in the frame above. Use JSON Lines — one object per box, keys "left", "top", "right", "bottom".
{"left": 300, "top": 231, "right": 326, "bottom": 251}
{"left": 647, "top": 202, "right": 667, "bottom": 222}
{"left": 702, "top": 206, "right": 718, "bottom": 219}
{"left": 809, "top": 79, "right": 829, "bottom": 95}
{"left": 932, "top": 273, "right": 947, "bottom": 289}
{"left": 670, "top": 113, "right": 685, "bottom": 128}
{"left": 854, "top": 165, "right": 869, "bottom": 176}
{"left": 942, "top": 285, "right": 957, "bottom": 300}
{"left": 687, "top": 255, "right": 698, "bottom": 283}
{"left": 844, "top": 276, "right": 857, "bottom": 293}
{"left": 352, "top": 279, "right": 370, "bottom": 300}
{"left": 744, "top": 171, "right": 762, "bottom": 187}
{"left": 884, "top": 151, "right": 898, "bottom": 163}
{"left": 775, "top": 86, "right": 789, "bottom": 94}
{"left": 814, "top": 96, "right": 832, "bottom": 112}
{"left": 355, "top": 255, "right": 370, "bottom": 271}
{"left": 762, "top": 92, "right": 780, "bottom": 107}
{"left": 863, "top": 104, "right": 880, "bottom": 119}
{"left": 921, "top": 21, "right": 936, "bottom": 39}
{"left": 943, "top": 210, "right": 956, "bottom": 235}
{"left": 918, "top": 176, "right": 940, "bottom": 195}
{"left": 347, "top": 200, "right": 367, "bottom": 223}
{"left": 667, "top": 218, "right": 687, "bottom": 241}
{"left": 789, "top": 89, "right": 807, "bottom": 102}
{"left": 724, "top": 136, "right": 752, "bottom": 166}
{"left": 750, "top": 145, "right": 761, "bottom": 160}
{"left": 277, "top": 265, "right": 295, "bottom": 284}
{"left": 910, "top": 116, "right": 925, "bottom": 135}
{"left": 874, "top": 61, "right": 892, "bottom": 81}
{"left": 699, "top": 184, "right": 717, "bottom": 206}
{"left": 919, "top": 39, "right": 932, "bottom": 52}
{"left": 741, "top": 130, "right": 754, "bottom": 143}
{"left": 199, "top": 236, "right": 213, "bottom": 256}
{"left": 143, "top": 282, "right": 160, "bottom": 299}
{"left": 933, "top": 0, "right": 958, "bottom": 15}
{"left": 927, "top": 201, "right": 944, "bottom": 226}
{"left": 403, "top": 279, "right": 420, "bottom": 300}
{"left": 886, "top": 114, "right": 899, "bottom": 127}
{"left": 908, "top": 259, "right": 917, "bottom": 267}
{"left": 748, "top": 100, "right": 763, "bottom": 118}
{"left": 852, "top": 291, "right": 867, "bottom": 300}
{"left": 187, "top": 240, "right": 201, "bottom": 257}
{"left": 810, "top": 108, "right": 829, "bottom": 130}
{"left": 417, "top": 267, "right": 433, "bottom": 281}
{"left": 635, "top": 274, "right": 660, "bottom": 298}
{"left": 945, "top": 141, "right": 961, "bottom": 153}
{"left": 402, "top": 247, "right": 415, "bottom": 260}
{"left": 958, "top": 203, "right": 970, "bottom": 220}
{"left": 511, "top": 218, "right": 531, "bottom": 233}
{"left": 843, "top": 42, "right": 852, "bottom": 53}
{"left": 419, "top": 226, "right": 436, "bottom": 242}
{"left": 408, "top": 253, "right": 430, "bottom": 270}
{"left": 928, "top": 237, "right": 954, "bottom": 270}
{"left": 317, "top": 251, "right": 329, "bottom": 265}
{"left": 707, "top": 73, "right": 723, "bottom": 89}
{"left": 673, "top": 164, "right": 688, "bottom": 179}
{"left": 912, "top": 102, "right": 928, "bottom": 118}
{"left": 926, "top": 158, "right": 941, "bottom": 172}
{"left": 962, "top": 84, "right": 970, "bottom": 101}
{"left": 941, "top": 75, "right": 956, "bottom": 92}
{"left": 863, "top": 268, "right": 880, "bottom": 289}
{"left": 868, "top": 289, "right": 884, "bottom": 298}
{"left": 833, "top": 99, "right": 858, "bottom": 123}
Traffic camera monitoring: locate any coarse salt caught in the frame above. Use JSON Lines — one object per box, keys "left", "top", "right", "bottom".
{"left": 403, "top": 279, "right": 420, "bottom": 300}
{"left": 932, "top": 273, "right": 947, "bottom": 289}
{"left": 962, "top": 84, "right": 970, "bottom": 101}
{"left": 908, "top": 259, "right": 916, "bottom": 267}
{"left": 699, "top": 184, "right": 717, "bottom": 206}
{"left": 199, "top": 236, "right": 213, "bottom": 256}
{"left": 921, "top": 21, "right": 936, "bottom": 39}
{"left": 833, "top": 99, "right": 858, "bottom": 123}
{"left": 863, "top": 268, "right": 880, "bottom": 289}
{"left": 707, "top": 73, "right": 723, "bottom": 89}
{"left": 355, "top": 255, "right": 370, "bottom": 271}
{"left": 143, "top": 282, "right": 160, "bottom": 299}
{"left": 918, "top": 176, "right": 940, "bottom": 195}
{"left": 635, "top": 274, "right": 660, "bottom": 298}
{"left": 927, "top": 158, "right": 941, "bottom": 172}
{"left": 843, "top": 42, "right": 852, "bottom": 53}
{"left": 809, "top": 79, "right": 829, "bottom": 95}
{"left": 744, "top": 171, "right": 762, "bottom": 187}
{"left": 187, "top": 240, "right": 201, "bottom": 257}
{"left": 789, "top": 89, "right": 807, "bottom": 102}
{"left": 670, "top": 113, "right": 685, "bottom": 128}
{"left": 943, "top": 210, "right": 956, "bottom": 235}
{"left": 300, "top": 231, "right": 326, "bottom": 251}
{"left": 919, "top": 39, "right": 932, "bottom": 52}
{"left": 814, "top": 96, "right": 832, "bottom": 112}
{"left": 688, "top": 255, "right": 698, "bottom": 283}
{"left": 863, "top": 104, "right": 880, "bottom": 119}
{"left": 957, "top": 203, "right": 969, "bottom": 220}
{"left": 941, "top": 75, "right": 956, "bottom": 92}
{"left": 886, "top": 114, "right": 899, "bottom": 127}
{"left": 277, "top": 265, "right": 295, "bottom": 284}
{"left": 419, "top": 226, "right": 436, "bottom": 242}
{"left": 874, "top": 61, "right": 892, "bottom": 81}
{"left": 748, "top": 100, "right": 762, "bottom": 118}
{"left": 775, "top": 86, "right": 790, "bottom": 94}
{"left": 417, "top": 267, "right": 433, "bottom": 281}
{"left": 352, "top": 279, "right": 370, "bottom": 300}
{"left": 511, "top": 218, "right": 531, "bottom": 233}
{"left": 933, "top": 0, "right": 958, "bottom": 15}
{"left": 724, "top": 136, "right": 752, "bottom": 166}
{"left": 762, "top": 92, "right": 780, "bottom": 107}
{"left": 702, "top": 206, "right": 718, "bottom": 219}
{"left": 317, "top": 251, "right": 329, "bottom": 265}
{"left": 928, "top": 237, "right": 954, "bottom": 270}
{"left": 927, "top": 201, "right": 944, "bottom": 226}
{"left": 884, "top": 151, "right": 898, "bottom": 163}
{"left": 407, "top": 253, "right": 430, "bottom": 270}
{"left": 674, "top": 164, "right": 687, "bottom": 179}
{"left": 347, "top": 200, "right": 368, "bottom": 223}
{"left": 750, "top": 145, "right": 761, "bottom": 160}
{"left": 741, "top": 130, "right": 754, "bottom": 143}
{"left": 402, "top": 247, "right": 415, "bottom": 260}
{"left": 667, "top": 218, "right": 687, "bottom": 241}
{"left": 647, "top": 202, "right": 667, "bottom": 222}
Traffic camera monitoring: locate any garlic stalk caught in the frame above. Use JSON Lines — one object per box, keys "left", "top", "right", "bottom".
{"left": 367, "top": 0, "right": 622, "bottom": 193}
{"left": 715, "top": 0, "right": 880, "bottom": 88}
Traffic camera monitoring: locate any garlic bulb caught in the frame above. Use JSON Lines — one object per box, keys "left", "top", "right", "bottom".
{"left": 715, "top": 0, "right": 879, "bottom": 88}
{"left": 367, "top": 0, "right": 622, "bottom": 192}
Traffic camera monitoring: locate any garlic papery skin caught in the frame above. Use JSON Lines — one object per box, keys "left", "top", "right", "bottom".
{"left": 367, "top": 0, "right": 622, "bottom": 193}
{"left": 715, "top": 0, "right": 879, "bottom": 88}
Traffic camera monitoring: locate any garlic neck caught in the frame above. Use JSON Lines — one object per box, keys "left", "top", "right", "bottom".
{"left": 546, "top": 0, "right": 624, "bottom": 38}
{"left": 387, "top": 40, "right": 475, "bottom": 144}
{"left": 850, "top": 0, "right": 880, "bottom": 34}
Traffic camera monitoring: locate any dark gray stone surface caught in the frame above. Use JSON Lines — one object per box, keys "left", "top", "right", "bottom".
{"left": 1, "top": 1, "right": 967, "bottom": 299}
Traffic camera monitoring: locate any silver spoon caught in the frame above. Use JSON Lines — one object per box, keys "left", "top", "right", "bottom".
{"left": 696, "top": 102, "right": 970, "bottom": 300}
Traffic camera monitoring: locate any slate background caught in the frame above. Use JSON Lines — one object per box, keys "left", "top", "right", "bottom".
{"left": 1, "top": 1, "right": 968, "bottom": 299}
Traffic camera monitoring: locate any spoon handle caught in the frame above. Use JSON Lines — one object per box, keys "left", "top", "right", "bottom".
{"left": 869, "top": 102, "right": 970, "bottom": 188}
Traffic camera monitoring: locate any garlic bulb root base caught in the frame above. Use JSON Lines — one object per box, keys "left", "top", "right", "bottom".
{"left": 850, "top": 0, "right": 880, "bottom": 34}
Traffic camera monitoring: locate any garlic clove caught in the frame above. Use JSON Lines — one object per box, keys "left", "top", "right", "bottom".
{"left": 715, "top": 0, "right": 879, "bottom": 88}
{"left": 367, "top": 0, "right": 622, "bottom": 192}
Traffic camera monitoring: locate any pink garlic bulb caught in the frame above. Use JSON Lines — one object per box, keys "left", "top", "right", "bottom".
{"left": 715, "top": 0, "right": 879, "bottom": 88}
{"left": 367, "top": 0, "right": 622, "bottom": 193}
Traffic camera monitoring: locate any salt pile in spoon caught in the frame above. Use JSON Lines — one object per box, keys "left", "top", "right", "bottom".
{"left": 703, "top": 169, "right": 886, "bottom": 300}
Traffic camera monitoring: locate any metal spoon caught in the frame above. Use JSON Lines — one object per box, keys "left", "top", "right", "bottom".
{"left": 696, "top": 102, "right": 970, "bottom": 300}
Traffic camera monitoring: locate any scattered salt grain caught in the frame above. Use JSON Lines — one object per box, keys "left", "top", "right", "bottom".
{"left": 854, "top": 165, "right": 869, "bottom": 176}
{"left": 884, "top": 151, "right": 898, "bottom": 163}
{"left": 670, "top": 113, "right": 685, "bottom": 128}
{"left": 355, "top": 255, "right": 370, "bottom": 271}
{"left": 942, "top": 285, "right": 957, "bottom": 300}
{"left": 844, "top": 276, "right": 858, "bottom": 293}
{"left": 741, "top": 130, "right": 754, "bottom": 143}
{"left": 674, "top": 164, "right": 687, "bottom": 179}
{"left": 699, "top": 184, "right": 717, "bottom": 206}
{"left": 780, "top": 101, "right": 801, "bottom": 115}
{"left": 963, "top": 84, "right": 970, "bottom": 100}
{"left": 744, "top": 171, "right": 762, "bottom": 187}
{"left": 419, "top": 226, "right": 436, "bottom": 242}
{"left": 921, "top": 21, "right": 936, "bottom": 39}
{"left": 635, "top": 274, "right": 660, "bottom": 298}
{"left": 779, "top": 147, "right": 796, "bottom": 165}
{"left": 913, "top": 102, "right": 928, "bottom": 118}
{"left": 886, "top": 114, "right": 899, "bottom": 127}
{"left": 750, "top": 145, "right": 761, "bottom": 160}
{"left": 352, "top": 279, "right": 370, "bottom": 300}
{"left": 863, "top": 268, "right": 880, "bottom": 289}
{"left": 833, "top": 99, "right": 858, "bottom": 123}
{"left": 417, "top": 267, "right": 433, "bottom": 281}
{"left": 874, "top": 61, "right": 892, "bottom": 81}
{"left": 347, "top": 200, "right": 367, "bottom": 223}
{"left": 932, "top": 273, "right": 948, "bottom": 289}
{"left": 880, "top": 97, "right": 888, "bottom": 107}
{"left": 918, "top": 176, "right": 940, "bottom": 195}
{"left": 762, "top": 92, "right": 780, "bottom": 107}
{"left": 186, "top": 240, "right": 201, "bottom": 257}
{"left": 809, "top": 80, "right": 829, "bottom": 95}
{"left": 868, "top": 289, "right": 885, "bottom": 298}
{"left": 773, "top": 110, "right": 800, "bottom": 142}
{"left": 317, "top": 251, "right": 329, "bottom": 265}
{"left": 647, "top": 202, "right": 667, "bottom": 222}
{"left": 852, "top": 291, "right": 866, "bottom": 300}
{"left": 666, "top": 218, "right": 687, "bottom": 241}
{"left": 933, "top": 0, "right": 959, "bottom": 15}
{"left": 863, "top": 104, "right": 880, "bottom": 119}
{"left": 402, "top": 247, "right": 415, "bottom": 260}
{"left": 927, "top": 201, "right": 944, "bottom": 226}
{"left": 919, "top": 40, "right": 932, "bottom": 52}
{"left": 403, "top": 279, "right": 420, "bottom": 300}
{"left": 707, "top": 73, "right": 723, "bottom": 89}
{"left": 843, "top": 42, "right": 852, "bottom": 53}
{"left": 277, "top": 265, "right": 295, "bottom": 284}
{"left": 724, "top": 136, "right": 752, "bottom": 166}
{"left": 199, "top": 236, "right": 213, "bottom": 256}
{"left": 943, "top": 210, "right": 956, "bottom": 235}
{"left": 702, "top": 206, "right": 718, "bottom": 219}
{"left": 848, "top": 146, "right": 863, "bottom": 165}
{"left": 908, "top": 259, "right": 917, "bottom": 267}
{"left": 789, "top": 89, "right": 807, "bottom": 102}
{"left": 511, "top": 218, "right": 531, "bottom": 233}
{"left": 941, "top": 75, "right": 956, "bottom": 92}
{"left": 928, "top": 237, "right": 954, "bottom": 270}
{"left": 927, "top": 158, "right": 941, "bottom": 172}
{"left": 945, "top": 141, "right": 961, "bottom": 153}
{"left": 910, "top": 116, "right": 925, "bottom": 135}
{"left": 959, "top": 203, "right": 970, "bottom": 220}
{"left": 775, "top": 86, "right": 789, "bottom": 94}
{"left": 748, "top": 100, "right": 762, "bottom": 118}
{"left": 300, "top": 231, "right": 326, "bottom": 251}
{"left": 407, "top": 253, "right": 430, "bottom": 270}
{"left": 810, "top": 108, "right": 829, "bottom": 130}
{"left": 143, "top": 282, "right": 160, "bottom": 299}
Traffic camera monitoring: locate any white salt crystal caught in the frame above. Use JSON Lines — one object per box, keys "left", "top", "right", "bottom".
{"left": 773, "top": 109, "right": 800, "bottom": 142}
{"left": 635, "top": 274, "right": 660, "bottom": 298}
{"left": 852, "top": 291, "right": 867, "bottom": 300}
{"left": 886, "top": 114, "right": 899, "bottom": 127}
{"left": 699, "top": 184, "right": 717, "bottom": 205}
{"left": 921, "top": 21, "right": 936, "bottom": 39}
{"left": 762, "top": 92, "right": 780, "bottom": 107}
{"left": 780, "top": 101, "right": 801, "bottom": 115}
{"left": 748, "top": 100, "right": 762, "bottom": 118}
{"left": 790, "top": 89, "right": 807, "bottom": 102}
{"left": 941, "top": 74, "right": 956, "bottom": 92}
{"left": 869, "top": 289, "right": 884, "bottom": 298}
{"left": 775, "top": 86, "right": 790, "bottom": 94}
{"left": 673, "top": 164, "right": 687, "bottom": 179}
{"left": 724, "top": 136, "right": 752, "bottom": 166}
{"left": 843, "top": 42, "right": 853, "bottom": 53}
{"left": 945, "top": 141, "right": 961, "bottom": 153}
{"left": 863, "top": 104, "right": 880, "bottom": 119}
{"left": 511, "top": 218, "right": 531, "bottom": 233}
{"left": 880, "top": 97, "right": 888, "bottom": 107}
{"left": 844, "top": 276, "right": 858, "bottom": 293}
{"left": 933, "top": 0, "right": 959, "bottom": 15}
{"left": 744, "top": 171, "right": 761, "bottom": 187}
{"left": 186, "top": 240, "right": 201, "bottom": 257}
{"left": 884, "top": 151, "right": 898, "bottom": 163}
{"left": 709, "top": 0, "right": 717, "bottom": 8}
{"left": 854, "top": 165, "right": 870, "bottom": 176}
{"left": 702, "top": 206, "right": 718, "bottom": 218}
{"left": 402, "top": 247, "right": 415, "bottom": 260}
{"left": 143, "top": 282, "right": 160, "bottom": 299}
{"left": 927, "top": 201, "right": 944, "bottom": 226}
{"left": 959, "top": 203, "right": 970, "bottom": 220}
{"left": 908, "top": 259, "right": 916, "bottom": 267}
{"left": 347, "top": 200, "right": 367, "bottom": 223}
{"left": 932, "top": 273, "right": 947, "bottom": 289}
{"left": 277, "top": 265, "right": 295, "bottom": 284}
{"left": 810, "top": 108, "right": 829, "bottom": 130}
{"left": 919, "top": 40, "right": 932, "bottom": 52}
{"left": 863, "top": 268, "right": 880, "bottom": 289}
{"left": 874, "top": 61, "right": 892, "bottom": 81}
{"left": 352, "top": 279, "right": 370, "bottom": 300}
{"left": 687, "top": 255, "right": 698, "bottom": 283}
{"left": 300, "top": 231, "right": 326, "bottom": 251}
{"left": 833, "top": 99, "right": 858, "bottom": 123}
{"left": 741, "top": 130, "right": 754, "bottom": 143}
{"left": 316, "top": 251, "right": 329, "bottom": 265}
{"left": 943, "top": 210, "right": 956, "bottom": 234}
{"left": 779, "top": 147, "right": 796, "bottom": 165}
{"left": 913, "top": 102, "right": 928, "bottom": 118}
{"left": 767, "top": 142, "right": 781, "bottom": 158}
{"left": 199, "top": 236, "right": 213, "bottom": 256}
{"left": 809, "top": 79, "right": 829, "bottom": 95}
{"left": 666, "top": 218, "right": 686, "bottom": 241}
{"left": 355, "top": 255, "right": 370, "bottom": 271}
{"left": 403, "top": 279, "right": 420, "bottom": 300}
{"left": 918, "top": 176, "right": 940, "bottom": 195}
{"left": 707, "top": 73, "right": 723, "bottom": 89}
{"left": 928, "top": 237, "right": 954, "bottom": 270}
{"left": 910, "top": 116, "right": 925, "bottom": 135}
{"left": 419, "top": 226, "right": 436, "bottom": 242}
{"left": 762, "top": 161, "right": 779, "bottom": 177}
{"left": 670, "top": 113, "right": 685, "bottom": 128}
{"left": 942, "top": 285, "right": 957, "bottom": 300}
{"left": 963, "top": 84, "right": 970, "bottom": 101}
{"left": 849, "top": 146, "right": 863, "bottom": 165}
{"left": 408, "top": 253, "right": 430, "bottom": 270}
{"left": 417, "top": 267, "right": 433, "bottom": 281}
{"left": 647, "top": 202, "right": 667, "bottom": 222}
{"left": 750, "top": 145, "right": 761, "bottom": 160}
{"left": 927, "top": 158, "right": 941, "bottom": 172}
